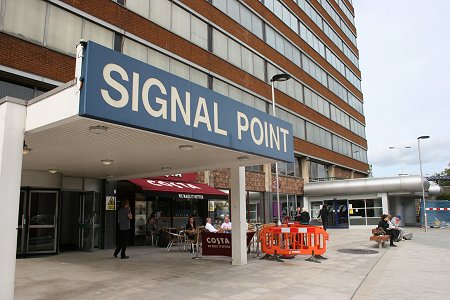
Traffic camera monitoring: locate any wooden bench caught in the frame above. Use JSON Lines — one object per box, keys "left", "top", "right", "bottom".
{"left": 370, "top": 228, "right": 390, "bottom": 248}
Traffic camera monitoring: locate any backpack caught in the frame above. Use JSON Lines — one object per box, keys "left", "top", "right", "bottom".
{"left": 373, "top": 227, "right": 386, "bottom": 236}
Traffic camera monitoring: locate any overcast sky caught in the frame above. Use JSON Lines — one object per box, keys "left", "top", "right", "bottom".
{"left": 353, "top": 0, "right": 450, "bottom": 178}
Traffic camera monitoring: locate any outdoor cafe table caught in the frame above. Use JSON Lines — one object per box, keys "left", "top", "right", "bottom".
{"left": 201, "top": 231, "right": 255, "bottom": 257}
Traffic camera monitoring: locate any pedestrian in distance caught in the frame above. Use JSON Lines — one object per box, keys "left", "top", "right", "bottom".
{"left": 318, "top": 204, "right": 329, "bottom": 231}
{"left": 114, "top": 199, "right": 132, "bottom": 259}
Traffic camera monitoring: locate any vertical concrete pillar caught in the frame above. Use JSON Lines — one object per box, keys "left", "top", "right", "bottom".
{"left": 379, "top": 192, "right": 389, "bottom": 214}
{"left": 230, "top": 166, "right": 247, "bottom": 265}
{"left": 301, "top": 157, "right": 309, "bottom": 182}
{"left": 0, "top": 98, "right": 27, "bottom": 300}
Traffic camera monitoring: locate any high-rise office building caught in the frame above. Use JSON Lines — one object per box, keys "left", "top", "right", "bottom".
{"left": 0, "top": 0, "right": 368, "bottom": 251}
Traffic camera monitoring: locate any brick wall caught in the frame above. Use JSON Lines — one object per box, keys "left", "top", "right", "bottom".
{"left": 334, "top": 166, "right": 353, "bottom": 179}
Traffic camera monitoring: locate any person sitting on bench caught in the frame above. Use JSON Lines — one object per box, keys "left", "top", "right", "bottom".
{"left": 378, "top": 214, "right": 400, "bottom": 247}
{"left": 388, "top": 214, "right": 405, "bottom": 241}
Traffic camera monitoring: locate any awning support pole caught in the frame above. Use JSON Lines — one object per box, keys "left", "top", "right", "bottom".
{"left": 231, "top": 166, "right": 247, "bottom": 265}
{"left": 0, "top": 98, "right": 27, "bottom": 300}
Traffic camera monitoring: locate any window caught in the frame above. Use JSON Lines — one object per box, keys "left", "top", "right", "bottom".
{"left": 148, "top": 48, "right": 169, "bottom": 71}
{"left": 172, "top": 4, "right": 190, "bottom": 41}
{"left": 212, "top": 29, "right": 228, "bottom": 60}
{"left": 227, "top": 39, "right": 241, "bottom": 68}
{"left": 191, "top": 16, "right": 208, "bottom": 49}
{"left": 189, "top": 68, "right": 208, "bottom": 88}
{"left": 46, "top": 5, "right": 82, "bottom": 55}
{"left": 123, "top": 38, "right": 148, "bottom": 62}
{"left": 241, "top": 47, "right": 254, "bottom": 75}
{"left": 150, "top": 0, "right": 171, "bottom": 30}
{"left": 83, "top": 21, "right": 113, "bottom": 49}
{"left": 170, "top": 59, "right": 190, "bottom": 81}
{"left": 126, "top": 0, "right": 150, "bottom": 18}
{"left": 212, "top": 78, "right": 229, "bottom": 97}
{"left": 3, "top": 0, "right": 46, "bottom": 44}
{"left": 114, "top": 33, "right": 123, "bottom": 52}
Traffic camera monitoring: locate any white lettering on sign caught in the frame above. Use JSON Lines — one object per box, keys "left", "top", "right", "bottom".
{"left": 146, "top": 180, "right": 201, "bottom": 190}
{"left": 206, "top": 237, "right": 231, "bottom": 245}
{"left": 100, "top": 63, "right": 290, "bottom": 153}
{"left": 237, "top": 111, "right": 289, "bottom": 152}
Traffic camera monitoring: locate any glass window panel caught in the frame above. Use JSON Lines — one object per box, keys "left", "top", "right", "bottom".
{"left": 241, "top": 47, "right": 254, "bottom": 75}
{"left": 366, "top": 208, "right": 383, "bottom": 218}
{"left": 349, "top": 200, "right": 365, "bottom": 208}
{"left": 290, "top": 14, "right": 298, "bottom": 33}
{"left": 191, "top": 16, "right": 208, "bottom": 49}
{"left": 47, "top": 5, "right": 82, "bottom": 55}
{"left": 228, "top": 0, "right": 240, "bottom": 22}
{"left": 251, "top": 14, "right": 263, "bottom": 39}
{"left": 213, "top": 78, "right": 229, "bottom": 96}
{"left": 170, "top": 59, "right": 190, "bottom": 80}
{"left": 265, "top": 25, "right": 276, "bottom": 48}
{"left": 212, "top": 29, "right": 228, "bottom": 60}
{"left": 242, "top": 92, "right": 255, "bottom": 107}
{"left": 83, "top": 21, "right": 113, "bottom": 49}
{"left": 294, "top": 81, "right": 303, "bottom": 102}
{"left": 253, "top": 54, "right": 265, "bottom": 81}
{"left": 366, "top": 198, "right": 382, "bottom": 208}
{"left": 229, "top": 85, "right": 242, "bottom": 102}
{"left": 254, "top": 97, "right": 267, "bottom": 113}
{"left": 293, "top": 48, "right": 301, "bottom": 67}
{"left": 126, "top": 0, "right": 150, "bottom": 18}
{"left": 227, "top": 39, "right": 241, "bottom": 68}
{"left": 123, "top": 38, "right": 147, "bottom": 62}
{"left": 240, "top": 5, "right": 252, "bottom": 31}
{"left": 212, "top": 0, "right": 227, "bottom": 13}
{"left": 172, "top": 4, "right": 190, "bottom": 41}
{"left": 148, "top": 48, "right": 169, "bottom": 71}
{"left": 274, "top": 0, "right": 283, "bottom": 19}
{"left": 287, "top": 80, "right": 296, "bottom": 98}
{"left": 150, "top": 0, "right": 171, "bottom": 30}
{"left": 189, "top": 68, "right": 208, "bottom": 88}
{"left": 4, "top": 0, "right": 46, "bottom": 43}
{"left": 275, "top": 33, "right": 284, "bottom": 54}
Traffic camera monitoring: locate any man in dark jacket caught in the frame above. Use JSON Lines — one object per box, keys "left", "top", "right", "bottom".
{"left": 318, "top": 204, "right": 329, "bottom": 231}
{"left": 114, "top": 199, "right": 132, "bottom": 259}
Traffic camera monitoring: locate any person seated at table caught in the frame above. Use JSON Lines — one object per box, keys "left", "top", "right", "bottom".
{"left": 221, "top": 215, "right": 232, "bottom": 231}
{"left": 205, "top": 217, "right": 218, "bottom": 233}
{"left": 185, "top": 216, "right": 197, "bottom": 239}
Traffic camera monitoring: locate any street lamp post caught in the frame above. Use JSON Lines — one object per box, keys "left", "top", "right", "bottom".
{"left": 388, "top": 146, "right": 412, "bottom": 175}
{"left": 417, "top": 135, "right": 430, "bottom": 232}
{"left": 270, "top": 73, "right": 291, "bottom": 225}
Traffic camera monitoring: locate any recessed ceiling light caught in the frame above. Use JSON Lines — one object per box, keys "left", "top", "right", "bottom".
{"left": 237, "top": 156, "right": 249, "bottom": 161}
{"left": 89, "top": 125, "right": 108, "bottom": 134}
{"left": 48, "top": 169, "right": 58, "bottom": 174}
{"left": 101, "top": 159, "right": 114, "bottom": 165}
{"left": 161, "top": 166, "right": 172, "bottom": 171}
{"left": 178, "top": 145, "right": 193, "bottom": 151}
{"left": 106, "top": 174, "right": 115, "bottom": 178}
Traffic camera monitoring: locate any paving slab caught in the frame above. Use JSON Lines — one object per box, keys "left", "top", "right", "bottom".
{"left": 14, "top": 227, "right": 450, "bottom": 299}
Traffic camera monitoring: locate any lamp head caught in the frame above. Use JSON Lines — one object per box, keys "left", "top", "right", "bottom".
{"left": 270, "top": 73, "right": 291, "bottom": 82}
{"left": 417, "top": 136, "right": 430, "bottom": 140}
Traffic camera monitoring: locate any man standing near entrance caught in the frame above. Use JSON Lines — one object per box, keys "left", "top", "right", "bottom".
{"left": 114, "top": 199, "right": 132, "bottom": 259}
{"left": 318, "top": 204, "right": 329, "bottom": 231}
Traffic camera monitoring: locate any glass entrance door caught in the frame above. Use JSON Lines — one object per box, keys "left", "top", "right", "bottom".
{"left": 323, "top": 199, "right": 349, "bottom": 228}
{"left": 27, "top": 191, "right": 59, "bottom": 253}
{"left": 17, "top": 191, "right": 26, "bottom": 255}
{"left": 79, "top": 192, "right": 99, "bottom": 252}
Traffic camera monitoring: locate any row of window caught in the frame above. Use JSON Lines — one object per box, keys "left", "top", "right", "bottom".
{"left": 334, "top": 0, "right": 355, "bottom": 26}
{"left": 295, "top": 0, "right": 357, "bottom": 46}
{"left": 208, "top": 0, "right": 363, "bottom": 114}
{"left": 0, "top": 0, "right": 368, "bottom": 163}
{"left": 262, "top": 0, "right": 361, "bottom": 91}
{"left": 318, "top": 0, "right": 354, "bottom": 35}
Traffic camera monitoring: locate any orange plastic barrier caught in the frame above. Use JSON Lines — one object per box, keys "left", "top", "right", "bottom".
{"left": 260, "top": 224, "right": 329, "bottom": 256}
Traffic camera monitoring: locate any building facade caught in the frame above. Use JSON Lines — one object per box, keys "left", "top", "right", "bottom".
{"left": 0, "top": 0, "right": 368, "bottom": 253}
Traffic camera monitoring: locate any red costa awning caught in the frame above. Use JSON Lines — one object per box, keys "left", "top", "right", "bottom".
{"left": 129, "top": 178, "right": 228, "bottom": 197}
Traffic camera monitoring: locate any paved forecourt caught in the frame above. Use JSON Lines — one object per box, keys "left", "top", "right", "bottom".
{"left": 15, "top": 227, "right": 450, "bottom": 299}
